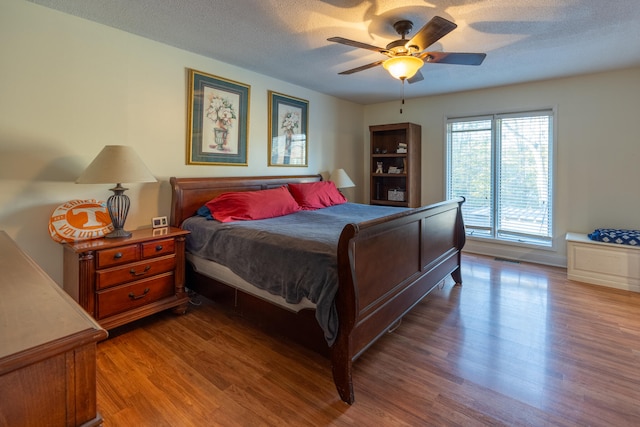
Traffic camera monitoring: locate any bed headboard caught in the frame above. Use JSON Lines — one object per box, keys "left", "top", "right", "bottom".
{"left": 169, "top": 175, "right": 322, "bottom": 227}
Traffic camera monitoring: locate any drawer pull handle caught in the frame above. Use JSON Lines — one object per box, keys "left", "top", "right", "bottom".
{"left": 114, "top": 252, "right": 123, "bottom": 259}
{"left": 128, "top": 288, "right": 150, "bottom": 300}
{"left": 155, "top": 245, "right": 163, "bottom": 251}
{"left": 129, "top": 265, "right": 151, "bottom": 276}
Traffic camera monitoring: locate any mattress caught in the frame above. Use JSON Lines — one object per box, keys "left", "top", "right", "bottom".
{"left": 187, "top": 252, "right": 316, "bottom": 312}
{"left": 182, "top": 202, "right": 409, "bottom": 344}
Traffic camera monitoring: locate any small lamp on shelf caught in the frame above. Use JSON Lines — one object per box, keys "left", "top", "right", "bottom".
{"left": 330, "top": 168, "right": 355, "bottom": 191}
{"left": 76, "top": 145, "right": 157, "bottom": 238}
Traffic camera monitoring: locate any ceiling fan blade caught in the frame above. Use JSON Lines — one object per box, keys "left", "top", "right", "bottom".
{"left": 423, "top": 51, "right": 487, "bottom": 65}
{"left": 406, "top": 16, "right": 457, "bottom": 51}
{"left": 338, "top": 60, "right": 385, "bottom": 75}
{"left": 407, "top": 70, "right": 424, "bottom": 84}
{"left": 327, "top": 37, "right": 386, "bottom": 53}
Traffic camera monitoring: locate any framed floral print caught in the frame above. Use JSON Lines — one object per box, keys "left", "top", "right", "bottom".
{"left": 187, "top": 69, "right": 250, "bottom": 165}
{"left": 268, "top": 91, "right": 308, "bottom": 167}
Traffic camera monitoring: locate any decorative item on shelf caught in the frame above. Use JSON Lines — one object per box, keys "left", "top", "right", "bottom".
{"left": 76, "top": 145, "right": 157, "bottom": 239}
{"left": 388, "top": 188, "right": 406, "bottom": 202}
{"left": 375, "top": 162, "right": 384, "bottom": 173}
{"left": 397, "top": 142, "right": 407, "bottom": 153}
{"left": 330, "top": 168, "right": 355, "bottom": 190}
{"left": 388, "top": 166, "right": 403, "bottom": 174}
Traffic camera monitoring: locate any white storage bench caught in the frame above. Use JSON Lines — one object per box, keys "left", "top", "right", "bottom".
{"left": 566, "top": 232, "right": 640, "bottom": 292}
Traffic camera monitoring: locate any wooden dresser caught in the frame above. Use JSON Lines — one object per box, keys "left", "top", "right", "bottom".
{"left": 63, "top": 227, "right": 190, "bottom": 330}
{"left": 0, "top": 231, "right": 108, "bottom": 426}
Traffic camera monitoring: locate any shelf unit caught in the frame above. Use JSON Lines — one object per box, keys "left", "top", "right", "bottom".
{"left": 370, "top": 122, "right": 421, "bottom": 207}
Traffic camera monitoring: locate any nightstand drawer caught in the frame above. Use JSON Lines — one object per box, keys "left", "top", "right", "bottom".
{"left": 96, "top": 273, "right": 175, "bottom": 319}
{"left": 141, "top": 238, "right": 175, "bottom": 259}
{"left": 95, "top": 255, "right": 176, "bottom": 290}
{"left": 96, "top": 244, "right": 139, "bottom": 268}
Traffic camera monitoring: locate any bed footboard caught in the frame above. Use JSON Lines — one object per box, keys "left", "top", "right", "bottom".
{"left": 332, "top": 197, "right": 465, "bottom": 404}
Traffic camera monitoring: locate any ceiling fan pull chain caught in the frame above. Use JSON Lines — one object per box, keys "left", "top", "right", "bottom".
{"left": 400, "top": 79, "right": 405, "bottom": 114}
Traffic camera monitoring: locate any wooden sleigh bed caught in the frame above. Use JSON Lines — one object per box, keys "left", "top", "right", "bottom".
{"left": 170, "top": 175, "right": 466, "bottom": 404}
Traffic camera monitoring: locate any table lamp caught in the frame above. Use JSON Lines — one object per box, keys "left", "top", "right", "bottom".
{"left": 330, "top": 168, "right": 355, "bottom": 190}
{"left": 76, "top": 145, "right": 157, "bottom": 238}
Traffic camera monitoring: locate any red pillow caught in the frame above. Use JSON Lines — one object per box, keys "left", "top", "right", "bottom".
{"left": 205, "top": 186, "right": 300, "bottom": 222}
{"left": 287, "top": 181, "right": 347, "bottom": 210}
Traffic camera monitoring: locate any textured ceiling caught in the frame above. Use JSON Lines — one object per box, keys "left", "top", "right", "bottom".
{"left": 28, "top": 0, "right": 640, "bottom": 104}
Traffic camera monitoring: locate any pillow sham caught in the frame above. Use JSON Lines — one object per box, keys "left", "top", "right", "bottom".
{"left": 204, "top": 186, "right": 300, "bottom": 222}
{"left": 287, "top": 181, "right": 347, "bottom": 210}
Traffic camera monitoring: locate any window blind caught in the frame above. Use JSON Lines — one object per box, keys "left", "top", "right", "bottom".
{"left": 446, "top": 110, "right": 554, "bottom": 246}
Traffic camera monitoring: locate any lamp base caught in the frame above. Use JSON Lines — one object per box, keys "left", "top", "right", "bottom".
{"left": 104, "top": 228, "right": 132, "bottom": 239}
{"left": 105, "top": 183, "right": 131, "bottom": 239}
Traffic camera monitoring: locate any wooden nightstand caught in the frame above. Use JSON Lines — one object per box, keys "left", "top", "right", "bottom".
{"left": 63, "top": 227, "right": 190, "bottom": 330}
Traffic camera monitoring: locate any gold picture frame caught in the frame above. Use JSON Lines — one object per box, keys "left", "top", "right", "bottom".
{"left": 268, "top": 91, "right": 308, "bottom": 167}
{"left": 187, "top": 69, "right": 250, "bottom": 165}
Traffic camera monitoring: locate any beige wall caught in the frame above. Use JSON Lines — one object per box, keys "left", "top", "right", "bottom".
{"left": 0, "top": 0, "right": 364, "bottom": 284}
{"left": 2, "top": 1, "right": 639, "bottom": 282}
{"left": 364, "top": 67, "right": 640, "bottom": 266}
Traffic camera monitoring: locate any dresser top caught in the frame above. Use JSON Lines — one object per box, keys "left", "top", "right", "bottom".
{"left": 63, "top": 226, "right": 189, "bottom": 252}
{"left": 0, "top": 231, "right": 107, "bottom": 366}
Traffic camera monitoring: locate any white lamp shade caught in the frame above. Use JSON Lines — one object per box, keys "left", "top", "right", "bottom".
{"left": 330, "top": 168, "right": 355, "bottom": 189}
{"left": 383, "top": 56, "right": 424, "bottom": 80}
{"left": 76, "top": 145, "right": 157, "bottom": 184}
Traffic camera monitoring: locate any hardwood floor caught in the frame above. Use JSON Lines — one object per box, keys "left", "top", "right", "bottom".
{"left": 96, "top": 254, "right": 640, "bottom": 426}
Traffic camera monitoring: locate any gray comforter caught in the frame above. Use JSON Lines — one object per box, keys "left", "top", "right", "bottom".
{"left": 182, "top": 203, "right": 407, "bottom": 345}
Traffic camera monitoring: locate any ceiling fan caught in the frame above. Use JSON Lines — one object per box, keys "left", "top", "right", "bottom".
{"left": 327, "top": 16, "right": 486, "bottom": 83}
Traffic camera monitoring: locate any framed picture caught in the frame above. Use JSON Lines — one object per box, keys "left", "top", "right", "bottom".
{"left": 151, "top": 216, "right": 168, "bottom": 228}
{"left": 268, "top": 91, "right": 308, "bottom": 167}
{"left": 187, "top": 69, "right": 250, "bottom": 165}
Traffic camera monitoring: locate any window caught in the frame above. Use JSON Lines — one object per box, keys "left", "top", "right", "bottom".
{"left": 446, "top": 110, "right": 554, "bottom": 247}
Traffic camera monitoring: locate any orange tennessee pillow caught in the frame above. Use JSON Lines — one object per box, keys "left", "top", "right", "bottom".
{"left": 49, "top": 199, "right": 113, "bottom": 242}
{"left": 287, "top": 181, "right": 347, "bottom": 210}
{"left": 205, "top": 186, "right": 301, "bottom": 222}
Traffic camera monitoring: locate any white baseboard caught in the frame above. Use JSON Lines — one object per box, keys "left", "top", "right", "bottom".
{"left": 462, "top": 240, "right": 566, "bottom": 268}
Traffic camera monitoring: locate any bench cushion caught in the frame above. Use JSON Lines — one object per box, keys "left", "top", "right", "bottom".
{"left": 588, "top": 228, "right": 640, "bottom": 246}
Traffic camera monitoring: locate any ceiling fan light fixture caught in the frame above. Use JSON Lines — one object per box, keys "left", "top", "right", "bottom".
{"left": 383, "top": 56, "right": 424, "bottom": 80}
